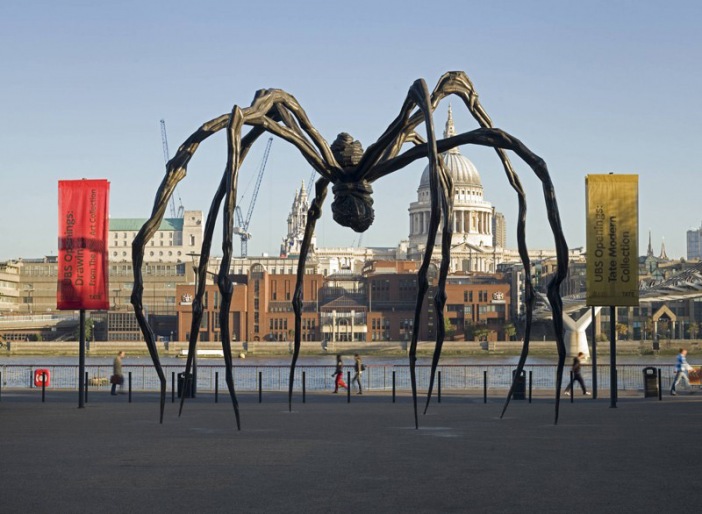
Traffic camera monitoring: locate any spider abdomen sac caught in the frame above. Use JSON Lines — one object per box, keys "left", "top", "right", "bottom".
{"left": 331, "top": 181, "right": 375, "bottom": 232}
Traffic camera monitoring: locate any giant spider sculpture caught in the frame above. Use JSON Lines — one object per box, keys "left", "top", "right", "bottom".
{"left": 131, "top": 71, "right": 569, "bottom": 429}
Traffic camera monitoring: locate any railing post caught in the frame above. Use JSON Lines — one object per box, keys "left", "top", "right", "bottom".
{"left": 347, "top": 371, "right": 351, "bottom": 403}
{"left": 302, "top": 371, "right": 306, "bottom": 403}
{"left": 42, "top": 371, "right": 46, "bottom": 403}
{"left": 392, "top": 371, "right": 396, "bottom": 403}
{"left": 528, "top": 370, "right": 533, "bottom": 403}
{"left": 570, "top": 371, "right": 574, "bottom": 403}
{"left": 128, "top": 372, "right": 132, "bottom": 403}
{"left": 84, "top": 371, "right": 89, "bottom": 404}
{"left": 215, "top": 371, "right": 219, "bottom": 403}
{"left": 438, "top": 371, "right": 442, "bottom": 403}
{"left": 258, "top": 371, "right": 262, "bottom": 403}
{"left": 657, "top": 367, "right": 662, "bottom": 401}
{"left": 483, "top": 370, "right": 487, "bottom": 404}
{"left": 171, "top": 371, "right": 175, "bottom": 403}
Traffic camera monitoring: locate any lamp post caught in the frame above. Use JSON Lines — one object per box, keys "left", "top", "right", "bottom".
{"left": 26, "top": 284, "right": 34, "bottom": 314}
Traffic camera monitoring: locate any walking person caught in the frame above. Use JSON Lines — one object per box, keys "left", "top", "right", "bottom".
{"left": 352, "top": 353, "right": 364, "bottom": 394}
{"left": 332, "top": 354, "right": 347, "bottom": 393}
{"left": 564, "top": 352, "right": 590, "bottom": 396}
{"left": 110, "top": 351, "right": 125, "bottom": 395}
{"left": 671, "top": 348, "right": 693, "bottom": 395}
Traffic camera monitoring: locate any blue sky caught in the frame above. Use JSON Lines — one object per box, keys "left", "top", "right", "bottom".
{"left": 2, "top": 0, "right": 701, "bottom": 260}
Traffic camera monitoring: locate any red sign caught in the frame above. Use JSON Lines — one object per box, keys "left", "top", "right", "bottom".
{"left": 57, "top": 179, "right": 110, "bottom": 310}
{"left": 34, "top": 369, "right": 51, "bottom": 387}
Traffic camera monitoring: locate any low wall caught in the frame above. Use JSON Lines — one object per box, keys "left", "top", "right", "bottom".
{"left": 1, "top": 339, "right": 690, "bottom": 357}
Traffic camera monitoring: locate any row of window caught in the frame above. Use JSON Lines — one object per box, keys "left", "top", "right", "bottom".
{"left": 463, "top": 290, "right": 491, "bottom": 302}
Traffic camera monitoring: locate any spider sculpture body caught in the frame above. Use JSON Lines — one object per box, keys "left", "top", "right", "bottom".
{"left": 131, "top": 71, "right": 569, "bottom": 429}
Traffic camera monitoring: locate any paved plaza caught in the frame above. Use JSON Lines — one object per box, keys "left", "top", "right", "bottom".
{"left": 1, "top": 388, "right": 700, "bottom": 513}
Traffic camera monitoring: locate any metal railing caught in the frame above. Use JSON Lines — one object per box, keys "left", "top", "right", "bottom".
{"left": 0, "top": 364, "right": 678, "bottom": 394}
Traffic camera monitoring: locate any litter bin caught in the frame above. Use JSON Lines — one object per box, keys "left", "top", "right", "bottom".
{"left": 177, "top": 372, "right": 194, "bottom": 398}
{"left": 512, "top": 369, "right": 526, "bottom": 400}
{"left": 643, "top": 367, "right": 659, "bottom": 398}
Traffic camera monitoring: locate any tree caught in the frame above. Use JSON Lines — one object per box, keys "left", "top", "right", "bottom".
{"left": 643, "top": 317, "right": 653, "bottom": 341}
{"left": 73, "top": 317, "right": 94, "bottom": 342}
{"left": 473, "top": 324, "right": 489, "bottom": 342}
{"left": 658, "top": 319, "right": 671, "bottom": 339}
{"left": 616, "top": 323, "right": 629, "bottom": 340}
{"left": 688, "top": 322, "right": 699, "bottom": 340}
{"left": 444, "top": 317, "right": 456, "bottom": 340}
{"left": 503, "top": 322, "right": 517, "bottom": 341}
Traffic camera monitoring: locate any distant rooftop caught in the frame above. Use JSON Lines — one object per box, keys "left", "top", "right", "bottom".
{"left": 109, "top": 218, "right": 184, "bottom": 231}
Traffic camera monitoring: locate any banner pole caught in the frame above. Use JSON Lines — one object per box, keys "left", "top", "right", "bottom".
{"left": 609, "top": 306, "right": 617, "bottom": 408}
{"left": 591, "top": 306, "right": 598, "bottom": 399}
{"left": 78, "top": 309, "right": 86, "bottom": 409}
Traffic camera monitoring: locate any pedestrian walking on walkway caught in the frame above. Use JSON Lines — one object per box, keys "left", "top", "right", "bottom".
{"left": 671, "top": 348, "right": 693, "bottom": 395}
{"left": 564, "top": 352, "right": 590, "bottom": 396}
{"left": 353, "top": 353, "right": 364, "bottom": 394}
{"left": 110, "top": 351, "right": 125, "bottom": 395}
{"left": 333, "top": 354, "right": 347, "bottom": 393}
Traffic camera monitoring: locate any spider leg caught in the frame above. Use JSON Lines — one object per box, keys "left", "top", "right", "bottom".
{"left": 373, "top": 126, "right": 569, "bottom": 423}
{"left": 403, "top": 79, "right": 443, "bottom": 429}
{"left": 428, "top": 73, "right": 540, "bottom": 418}
{"left": 131, "top": 114, "right": 237, "bottom": 423}
{"left": 133, "top": 91, "right": 334, "bottom": 424}
{"left": 358, "top": 78, "right": 452, "bottom": 427}
{"left": 423, "top": 162, "right": 454, "bottom": 415}
{"left": 368, "top": 71, "right": 546, "bottom": 419}
{"left": 289, "top": 177, "right": 329, "bottom": 411}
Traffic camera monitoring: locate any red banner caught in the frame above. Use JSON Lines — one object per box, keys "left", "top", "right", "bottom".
{"left": 57, "top": 179, "right": 110, "bottom": 310}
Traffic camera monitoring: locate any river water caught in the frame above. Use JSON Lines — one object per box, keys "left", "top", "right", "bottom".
{"left": 0, "top": 354, "right": 680, "bottom": 367}
{"left": 0, "top": 354, "right": 680, "bottom": 392}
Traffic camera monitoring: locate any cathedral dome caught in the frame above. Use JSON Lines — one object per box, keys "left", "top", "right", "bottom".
{"left": 419, "top": 151, "right": 482, "bottom": 189}
{"left": 418, "top": 105, "right": 482, "bottom": 190}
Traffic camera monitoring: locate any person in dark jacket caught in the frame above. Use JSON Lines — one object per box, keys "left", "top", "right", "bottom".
{"left": 352, "top": 353, "right": 364, "bottom": 394}
{"left": 564, "top": 352, "right": 590, "bottom": 396}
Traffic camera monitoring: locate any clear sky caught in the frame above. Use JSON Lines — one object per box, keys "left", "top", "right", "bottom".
{"left": 2, "top": 0, "right": 701, "bottom": 261}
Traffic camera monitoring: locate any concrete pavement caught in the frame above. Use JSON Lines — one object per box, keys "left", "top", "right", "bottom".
{"left": 1, "top": 388, "right": 700, "bottom": 513}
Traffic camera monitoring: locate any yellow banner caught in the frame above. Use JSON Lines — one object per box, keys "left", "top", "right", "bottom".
{"left": 586, "top": 174, "right": 639, "bottom": 306}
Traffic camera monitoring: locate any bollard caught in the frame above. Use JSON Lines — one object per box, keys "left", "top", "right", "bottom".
{"left": 347, "top": 371, "right": 351, "bottom": 403}
{"left": 438, "top": 371, "right": 442, "bottom": 403}
{"left": 483, "top": 370, "right": 488, "bottom": 403}
{"left": 215, "top": 371, "right": 219, "bottom": 403}
{"left": 42, "top": 371, "right": 47, "bottom": 403}
{"left": 128, "top": 372, "right": 132, "bottom": 403}
{"left": 570, "top": 371, "right": 574, "bottom": 403}
{"left": 302, "top": 371, "right": 306, "bottom": 403}
{"left": 529, "top": 370, "right": 533, "bottom": 403}
{"left": 613, "top": 369, "right": 618, "bottom": 406}
{"left": 258, "top": 371, "right": 262, "bottom": 403}
{"left": 657, "top": 368, "right": 662, "bottom": 401}
{"left": 392, "top": 371, "right": 396, "bottom": 403}
{"left": 85, "top": 372, "right": 89, "bottom": 404}
{"left": 171, "top": 372, "right": 175, "bottom": 403}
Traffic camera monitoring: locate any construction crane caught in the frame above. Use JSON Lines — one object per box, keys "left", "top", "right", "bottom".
{"left": 160, "top": 119, "right": 184, "bottom": 218}
{"left": 234, "top": 137, "right": 273, "bottom": 257}
{"left": 305, "top": 169, "right": 316, "bottom": 198}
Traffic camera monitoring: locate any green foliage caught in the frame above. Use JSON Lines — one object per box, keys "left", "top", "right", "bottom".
{"left": 444, "top": 317, "right": 456, "bottom": 339}
{"left": 473, "top": 324, "right": 489, "bottom": 342}
{"left": 73, "top": 317, "right": 94, "bottom": 342}
{"left": 503, "top": 322, "right": 517, "bottom": 341}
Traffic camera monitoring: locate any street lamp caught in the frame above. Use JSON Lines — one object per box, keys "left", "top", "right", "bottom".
{"left": 25, "top": 284, "right": 34, "bottom": 314}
